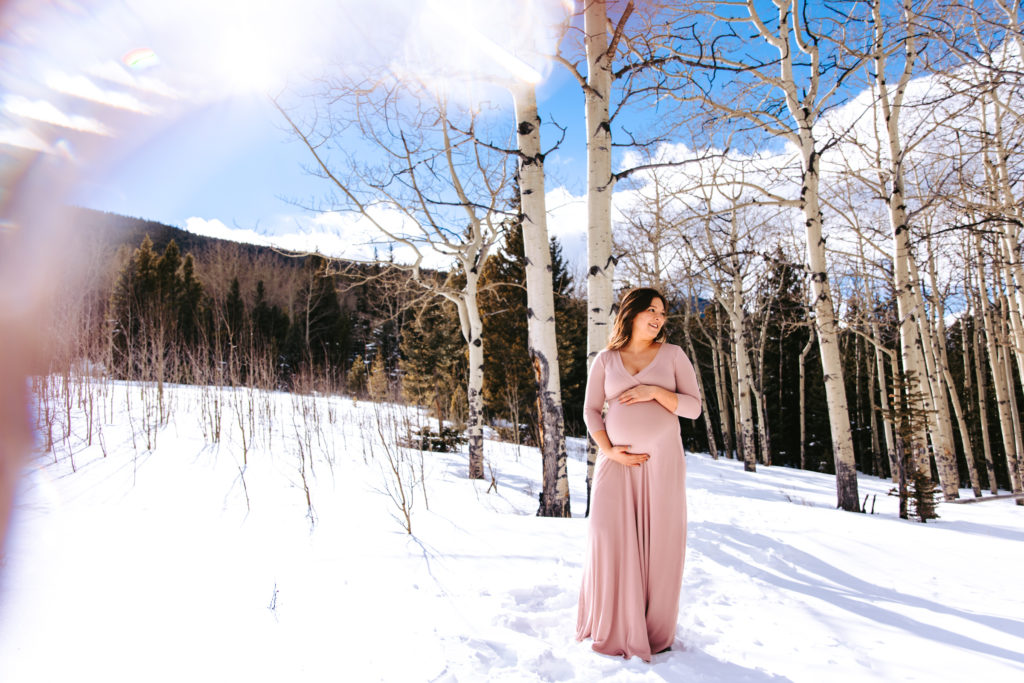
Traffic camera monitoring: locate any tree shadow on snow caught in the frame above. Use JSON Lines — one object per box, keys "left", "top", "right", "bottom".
{"left": 686, "top": 463, "right": 831, "bottom": 505}
{"left": 930, "top": 518, "right": 1024, "bottom": 543}
{"left": 649, "top": 643, "right": 795, "bottom": 682}
{"left": 691, "top": 522, "right": 1024, "bottom": 665}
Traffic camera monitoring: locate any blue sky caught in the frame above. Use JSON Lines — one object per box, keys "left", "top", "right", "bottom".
{"left": 75, "top": 68, "right": 589, "bottom": 232}
{"left": 1, "top": 0, "right": 600, "bottom": 271}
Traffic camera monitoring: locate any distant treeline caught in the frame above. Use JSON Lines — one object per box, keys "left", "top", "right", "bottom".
{"left": 52, "top": 208, "right": 593, "bottom": 443}
{"left": 49, "top": 208, "right": 1020, "bottom": 489}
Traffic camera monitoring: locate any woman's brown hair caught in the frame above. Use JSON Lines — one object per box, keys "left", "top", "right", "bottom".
{"left": 606, "top": 287, "right": 668, "bottom": 350}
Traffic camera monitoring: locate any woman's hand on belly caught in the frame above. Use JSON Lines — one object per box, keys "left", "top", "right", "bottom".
{"left": 618, "top": 384, "right": 658, "bottom": 405}
{"left": 602, "top": 444, "right": 650, "bottom": 467}
{"left": 618, "top": 384, "right": 678, "bottom": 413}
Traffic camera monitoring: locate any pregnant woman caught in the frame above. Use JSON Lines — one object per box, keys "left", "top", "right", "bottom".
{"left": 576, "top": 287, "right": 702, "bottom": 661}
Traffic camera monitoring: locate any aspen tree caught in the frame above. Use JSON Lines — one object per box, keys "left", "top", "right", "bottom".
{"left": 700, "top": 208, "right": 760, "bottom": 472}
{"left": 863, "top": 0, "right": 948, "bottom": 505}
{"left": 559, "top": 1, "right": 689, "bottom": 509}
{"left": 657, "top": 0, "right": 863, "bottom": 509}
{"left": 975, "top": 233, "right": 1023, "bottom": 497}
{"left": 710, "top": 320, "right": 736, "bottom": 459}
{"left": 512, "top": 83, "right": 571, "bottom": 517}
{"left": 964, "top": 270, "right": 998, "bottom": 493}
{"left": 864, "top": 332, "right": 884, "bottom": 476}
{"left": 275, "top": 86, "right": 506, "bottom": 480}
{"left": 987, "top": 97, "right": 1024, "bottom": 392}
{"left": 581, "top": 0, "right": 627, "bottom": 357}
{"left": 854, "top": 235, "right": 898, "bottom": 481}
{"left": 995, "top": 272, "right": 1024, "bottom": 491}
{"left": 922, "top": 229, "right": 981, "bottom": 496}
{"left": 799, "top": 327, "right": 815, "bottom": 472}
{"left": 681, "top": 285, "right": 721, "bottom": 459}
{"left": 906, "top": 249, "right": 961, "bottom": 498}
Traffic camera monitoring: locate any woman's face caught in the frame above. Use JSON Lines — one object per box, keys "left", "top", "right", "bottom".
{"left": 629, "top": 297, "right": 666, "bottom": 344}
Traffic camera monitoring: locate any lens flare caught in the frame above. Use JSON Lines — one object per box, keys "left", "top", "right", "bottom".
{"left": 121, "top": 48, "right": 159, "bottom": 70}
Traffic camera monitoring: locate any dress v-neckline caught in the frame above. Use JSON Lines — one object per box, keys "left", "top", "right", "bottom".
{"left": 617, "top": 343, "right": 664, "bottom": 378}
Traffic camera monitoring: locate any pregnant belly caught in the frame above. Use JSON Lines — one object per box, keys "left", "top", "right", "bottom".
{"left": 604, "top": 399, "right": 679, "bottom": 453}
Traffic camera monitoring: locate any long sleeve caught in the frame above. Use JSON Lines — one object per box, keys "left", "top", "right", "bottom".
{"left": 672, "top": 346, "right": 702, "bottom": 419}
{"left": 583, "top": 351, "right": 608, "bottom": 436}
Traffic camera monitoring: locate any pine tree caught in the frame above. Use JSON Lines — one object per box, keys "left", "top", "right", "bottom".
{"left": 479, "top": 224, "right": 588, "bottom": 442}
{"left": 889, "top": 370, "right": 939, "bottom": 522}
{"left": 225, "top": 277, "right": 245, "bottom": 345}
{"left": 758, "top": 251, "right": 818, "bottom": 469}
{"left": 109, "top": 236, "right": 201, "bottom": 380}
{"left": 286, "top": 257, "right": 351, "bottom": 378}
{"left": 251, "top": 280, "right": 289, "bottom": 359}
{"left": 400, "top": 298, "right": 465, "bottom": 431}
{"left": 479, "top": 220, "right": 536, "bottom": 440}
{"left": 347, "top": 354, "right": 367, "bottom": 397}
{"left": 109, "top": 236, "right": 157, "bottom": 376}
{"left": 178, "top": 253, "right": 205, "bottom": 349}
{"left": 369, "top": 351, "right": 389, "bottom": 401}
{"left": 155, "top": 239, "right": 182, "bottom": 306}
{"left": 551, "top": 236, "right": 588, "bottom": 437}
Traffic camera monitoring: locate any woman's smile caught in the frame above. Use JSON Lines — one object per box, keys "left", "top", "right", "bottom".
{"left": 632, "top": 302, "right": 666, "bottom": 341}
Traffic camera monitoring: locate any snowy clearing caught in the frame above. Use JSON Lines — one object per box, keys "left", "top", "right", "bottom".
{"left": 1, "top": 378, "right": 1022, "bottom": 682}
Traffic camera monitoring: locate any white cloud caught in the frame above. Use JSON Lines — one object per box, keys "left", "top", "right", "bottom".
{"left": 2, "top": 95, "right": 112, "bottom": 136}
{"left": 86, "top": 61, "right": 181, "bottom": 100}
{"left": 185, "top": 209, "right": 458, "bottom": 272}
{"left": 45, "top": 72, "right": 154, "bottom": 114}
{"left": 0, "top": 126, "right": 53, "bottom": 154}
{"left": 186, "top": 186, "right": 596, "bottom": 278}
{"left": 544, "top": 186, "right": 587, "bottom": 269}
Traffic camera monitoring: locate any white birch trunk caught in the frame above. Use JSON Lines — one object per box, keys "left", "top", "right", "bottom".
{"left": 770, "top": 1, "right": 859, "bottom": 510}
{"left": 973, "top": 331, "right": 999, "bottom": 493}
{"left": 754, "top": 303, "right": 773, "bottom": 466}
{"left": 967, "top": 291, "right": 998, "bottom": 493}
{"left": 941, "top": 358, "right": 981, "bottom": 497}
{"left": 584, "top": 0, "right": 616, "bottom": 352}
{"left": 512, "top": 84, "right": 570, "bottom": 518}
{"left": 726, "top": 273, "right": 757, "bottom": 472}
{"left": 998, "top": 237, "right": 1024, "bottom": 392}
{"left": 752, "top": 380, "right": 771, "bottom": 467}
{"left": 798, "top": 142, "right": 860, "bottom": 509}
{"left": 683, "top": 302, "right": 719, "bottom": 459}
{"left": 976, "top": 235, "right": 1023, "bottom": 497}
{"left": 727, "top": 347, "right": 743, "bottom": 463}
{"left": 711, "top": 333, "right": 735, "bottom": 458}
{"left": 908, "top": 251, "right": 959, "bottom": 499}
{"left": 989, "top": 97, "right": 1024, "bottom": 392}
{"left": 799, "top": 328, "right": 815, "bottom": 471}
{"left": 873, "top": 341, "right": 899, "bottom": 482}
{"left": 453, "top": 282, "right": 485, "bottom": 480}
{"left": 925, "top": 243, "right": 979, "bottom": 496}
{"left": 998, "top": 291, "right": 1024, "bottom": 494}
{"left": 583, "top": 0, "right": 618, "bottom": 511}
{"left": 891, "top": 351, "right": 910, "bottom": 518}
{"left": 729, "top": 316, "right": 757, "bottom": 472}
{"left": 865, "top": 346, "right": 884, "bottom": 476}
{"left": 858, "top": 244, "right": 898, "bottom": 480}
{"left": 871, "top": 1, "right": 936, "bottom": 506}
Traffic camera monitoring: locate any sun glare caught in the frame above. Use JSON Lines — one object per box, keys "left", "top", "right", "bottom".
{"left": 465, "top": 27, "right": 544, "bottom": 85}
{"left": 425, "top": 0, "right": 551, "bottom": 86}
{"left": 218, "top": 27, "right": 282, "bottom": 95}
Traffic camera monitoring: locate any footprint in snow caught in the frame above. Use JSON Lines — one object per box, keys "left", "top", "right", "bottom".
{"left": 508, "top": 584, "right": 562, "bottom": 610}
{"left": 526, "top": 649, "right": 574, "bottom": 682}
{"left": 464, "top": 637, "right": 518, "bottom": 671}
{"left": 498, "top": 613, "right": 539, "bottom": 637}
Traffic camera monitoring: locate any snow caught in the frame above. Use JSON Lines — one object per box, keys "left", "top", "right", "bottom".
{"left": 1, "top": 379, "right": 1023, "bottom": 682}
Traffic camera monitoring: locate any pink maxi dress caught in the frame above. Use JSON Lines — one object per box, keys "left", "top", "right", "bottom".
{"left": 576, "top": 342, "right": 702, "bottom": 661}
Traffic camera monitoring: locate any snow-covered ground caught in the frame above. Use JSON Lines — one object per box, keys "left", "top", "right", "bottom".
{"left": 1, "top": 378, "right": 1022, "bottom": 682}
